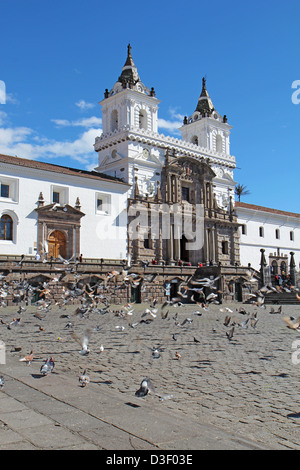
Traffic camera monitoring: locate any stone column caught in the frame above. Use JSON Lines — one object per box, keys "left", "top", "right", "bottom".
{"left": 167, "top": 224, "right": 174, "bottom": 264}
{"left": 205, "top": 228, "right": 210, "bottom": 264}
{"left": 260, "top": 248, "right": 271, "bottom": 287}
{"left": 211, "top": 227, "right": 216, "bottom": 263}
{"left": 289, "top": 251, "right": 296, "bottom": 286}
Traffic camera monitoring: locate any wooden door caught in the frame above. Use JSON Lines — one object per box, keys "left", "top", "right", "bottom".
{"left": 48, "top": 230, "right": 66, "bottom": 259}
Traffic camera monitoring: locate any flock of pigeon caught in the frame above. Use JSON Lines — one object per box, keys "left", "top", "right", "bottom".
{"left": 0, "top": 265, "right": 299, "bottom": 397}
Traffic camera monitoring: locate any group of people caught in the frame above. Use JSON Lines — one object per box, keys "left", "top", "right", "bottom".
{"left": 274, "top": 271, "right": 294, "bottom": 290}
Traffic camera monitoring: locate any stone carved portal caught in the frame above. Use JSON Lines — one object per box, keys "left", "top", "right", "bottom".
{"left": 35, "top": 203, "right": 85, "bottom": 260}
{"left": 128, "top": 151, "right": 240, "bottom": 267}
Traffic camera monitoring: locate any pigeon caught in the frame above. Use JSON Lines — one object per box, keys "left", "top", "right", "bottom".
{"left": 152, "top": 347, "right": 161, "bottom": 359}
{"left": 283, "top": 316, "right": 300, "bottom": 330}
{"left": 161, "top": 310, "right": 169, "bottom": 319}
{"left": 19, "top": 350, "right": 34, "bottom": 365}
{"left": 240, "top": 318, "right": 249, "bottom": 329}
{"left": 250, "top": 317, "right": 259, "bottom": 329}
{"left": 226, "top": 326, "right": 235, "bottom": 341}
{"left": 40, "top": 357, "right": 55, "bottom": 376}
{"left": 269, "top": 306, "right": 282, "bottom": 314}
{"left": 192, "top": 276, "right": 220, "bottom": 288}
{"left": 180, "top": 317, "right": 193, "bottom": 326}
{"left": 71, "top": 329, "right": 91, "bottom": 355}
{"left": 135, "top": 377, "right": 156, "bottom": 397}
{"left": 79, "top": 369, "right": 90, "bottom": 387}
{"left": 0, "top": 376, "right": 4, "bottom": 389}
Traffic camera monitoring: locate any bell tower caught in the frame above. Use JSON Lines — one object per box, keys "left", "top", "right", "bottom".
{"left": 94, "top": 44, "right": 163, "bottom": 197}
{"left": 179, "top": 77, "right": 236, "bottom": 211}
{"left": 180, "top": 77, "right": 232, "bottom": 155}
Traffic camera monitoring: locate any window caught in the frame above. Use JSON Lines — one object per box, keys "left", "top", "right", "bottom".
{"left": 1, "top": 184, "right": 9, "bottom": 198}
{"left": 259, "top": 226, "right": 264, "bottom": 237}
{"left": 216, "top": 134, "right": 223, "bottom": 153}
{"left": 275, "top": 229, "right": 280, "bottom": 240}
{"left": 53, "top": 191, "right": 60, "bottom": 204}
{"left": 271, "top": 260, "right": 278, "bottom": 275}
{"left": 0, "top": 177, "right": 19, "bottom": 202}
{"left": 139, "top": 110, "right": 147, "bottom": 130}
{"left": 221, "top": 240, "right": 229, "bottom": 254}
{"left": 191, "top": 135, "right": 198, "bottom": 145}
{"left": 51, "top": 185, "right": 69, "bottom": 205}
{"left": 241, "top": 224, "right": 247, "bottom": 235}
{"left": 111, "top": 110, "right": 118, "bottom": 131}
{"left": 290, "top": 231, "right": 294, "bottom": 241}
{"left": 181, "top": 187, "right": 190, "bottom": 202}
{"left": 97, "top": 198, "right": 102, "bottom": 210}
{"left": 0, "top": 215, "right": 13, "bottom": 240}
{"left": 95, "top": 193, "right": 111, "bottom": 215}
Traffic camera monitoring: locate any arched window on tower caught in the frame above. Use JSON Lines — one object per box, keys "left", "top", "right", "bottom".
{"left": 0, "top": 214, "right": 13, "bottom": 240}
{"left": 191, "top": 135, "right": 198, "bottom": 145}
{"left": 216, "top": 134, "right": 223, "bottom": 153}
{"left": 139, "top": 110, "right": 147, "bottom": 130}
{"left": 111, "top": 110, "right": 118, "bottom": 132}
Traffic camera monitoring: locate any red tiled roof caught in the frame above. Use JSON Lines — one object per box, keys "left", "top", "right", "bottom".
{"left": 235, "top": 201, "right": 300, "bottom": 219}
{"left": 0, "top": 154, "right": 130, "bottom": 186}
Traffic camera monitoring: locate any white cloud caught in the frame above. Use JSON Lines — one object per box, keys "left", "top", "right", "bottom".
{"left": 75, "top": 99, "right": 96, "bottom": 110}
{"left": 6, "top": 93, "right": 20, "bottom": 105}
{"left": 0, "top": 108, "right": 102, "bottom": 166}
{"left": 169, "top": 107, "right": 185, "bottom": 121}
{"left": 51, "top": 116, "right": 102, "bottom": 128}
{"left": 0, "top": 111, "right": 8, "bottom": 126}
{"left": 40, "top": 128, "right": 101, "bottom": 163}
{"left": 157, "top": 107, "right": 184, "bottom": 135}
{"left": 158, "top": 118, "right": 182, "bottom": 133}
{"left": 51, "top": 119, "right": 71, "bottom": 127}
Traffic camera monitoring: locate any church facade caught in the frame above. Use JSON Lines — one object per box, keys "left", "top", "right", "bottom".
{"left": 94, "top": 45, "right": 241, "bottom": 270}
{"left": 0, "top": 44, "right": 299, "bottom": 296}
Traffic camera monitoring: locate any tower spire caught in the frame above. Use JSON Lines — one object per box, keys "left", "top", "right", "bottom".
{"left": 200, "top": 77, "right": 209, "bottom": 97}
{"left": 124, "top": 43, "right": 135, "bottom": 67}
{"left": 118, "top": 43, "right": 140, "bottom": 88}
{"left": 195, "top": 77, "right": 215, "bottom": 116}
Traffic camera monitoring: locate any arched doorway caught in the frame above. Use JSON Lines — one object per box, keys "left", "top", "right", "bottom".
{"left": 180, "top": 235, "right": 189, "bottom": 262}
{"left": 48, "top": 230, "right": 66, "bottom": 259}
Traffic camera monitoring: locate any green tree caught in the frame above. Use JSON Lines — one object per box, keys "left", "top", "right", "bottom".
{"left": 235, "top": 184, "right": 250, "bottom": 202}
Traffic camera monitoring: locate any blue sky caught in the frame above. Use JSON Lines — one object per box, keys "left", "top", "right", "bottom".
{"left": 0, "top": 0, "right": 299, "bottom": 212}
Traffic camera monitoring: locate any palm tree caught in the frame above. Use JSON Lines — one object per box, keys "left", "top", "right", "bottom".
{"left": 235, "top": 184, "right": 250, "bottom": 202}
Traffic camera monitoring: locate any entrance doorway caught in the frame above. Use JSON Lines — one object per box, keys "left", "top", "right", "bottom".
{"left": 180, "top": 235, "right": 189, "bottom": 262}
{"left": 48, "top": 230, "right": 66, "bottom": 259}
{"left": 235, "top": 282, "right": 243, "bottom": 302}
{"left": 170, "top": 281, "right": 179, "bottom": 299}
{"left": 130, "top": 285, "right": 141, "bottom": 303}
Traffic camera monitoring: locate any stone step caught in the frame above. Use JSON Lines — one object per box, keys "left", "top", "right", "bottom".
{"left": 264, "top": 292, "right": 300, "bottom": 304}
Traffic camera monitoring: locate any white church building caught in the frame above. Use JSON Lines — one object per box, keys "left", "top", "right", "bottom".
{"left": 0, "top": 44, "right": 299, "bottom": 279}
{"left": 0, "top": 154, "right": 129, "bottom": 260}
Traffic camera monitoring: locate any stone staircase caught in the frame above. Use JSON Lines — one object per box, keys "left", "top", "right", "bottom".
{"left": 264, "top": 291, "right": 300, "bottom": 305}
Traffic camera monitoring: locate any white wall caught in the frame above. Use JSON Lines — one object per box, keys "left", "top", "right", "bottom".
{"left": 236, "top": 207, "right": 300, "bottom": 271}
{"left": 0, "top": 163, "right": 129, "bottom": 259}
